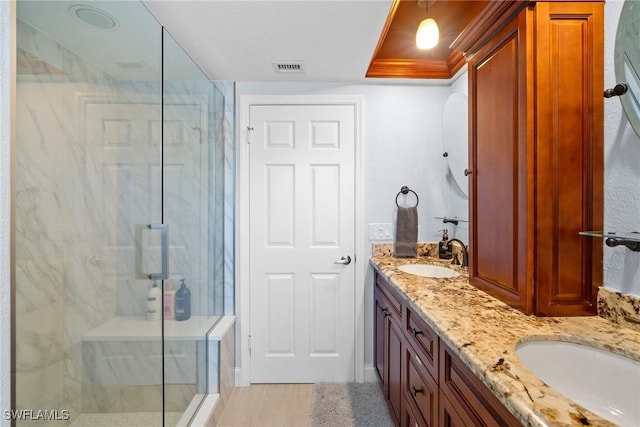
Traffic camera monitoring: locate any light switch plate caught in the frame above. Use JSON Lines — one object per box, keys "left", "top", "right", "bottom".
{"left": 369, "top": 223, "right": 392, "bottom": 241}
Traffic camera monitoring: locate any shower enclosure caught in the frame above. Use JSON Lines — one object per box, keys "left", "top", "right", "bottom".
{"left": 14, "top": 1, "right": 229, "bottom": 425}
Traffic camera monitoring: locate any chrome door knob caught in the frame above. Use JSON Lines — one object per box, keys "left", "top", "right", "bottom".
{"left": 334, "top": 255, "right": 352, "bottom": 265}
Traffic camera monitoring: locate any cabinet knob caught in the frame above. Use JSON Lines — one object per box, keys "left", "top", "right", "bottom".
{"left": 603, "top": 83, "right": 628, "bottom": 98}
{"left": 464, "top": 168, "right": 472, "bottom": 176}
{"left": 412, "top": 328, "right": 423, "bottom": 337}
{"left": 411, "top": 386, "right": 424, "bottom": 396}
{"left": 382, "top": 308, "right": 390, "bottom": 317}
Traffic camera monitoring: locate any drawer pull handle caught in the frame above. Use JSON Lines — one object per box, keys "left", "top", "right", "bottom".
{"left": 412, "top": 328, "right": 423, "bottom": 337}
{"left": 411, "top": 386, "right": 424, "bottom": 396}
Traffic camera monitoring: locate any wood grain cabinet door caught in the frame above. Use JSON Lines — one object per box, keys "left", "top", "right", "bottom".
{"left": 468, "top": 11, "right": 534, "bottom": 314}
{"left": 468, "top": 1, "right": 603, "bottom": 316}
{"left": 533, "top": 1, "right": 603, "bottom": 316}
{"left": 387, "top": 317, "right": 404, "bottom": 425}
{"left": 374, "top": 285, "right": 387, "bottom": 387}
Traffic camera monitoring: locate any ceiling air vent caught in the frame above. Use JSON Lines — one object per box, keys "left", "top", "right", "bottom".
{"left": 272, "top": 61, "right": 305, "bottom": 73}
{"left": 116, "top": 61, "right": 149, "bottom": 71}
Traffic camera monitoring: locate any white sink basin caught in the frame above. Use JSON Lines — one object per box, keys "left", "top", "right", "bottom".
{"left": 516, "top": 340, "right": 640, "bottom": 426}
{"left": 397, "top": 264, "right": 460, "bottom": 278}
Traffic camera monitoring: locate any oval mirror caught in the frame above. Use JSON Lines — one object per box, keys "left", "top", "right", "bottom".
{"left": 615, "top": 0, "right": 640, "bottom": 138}
{"left": 442, "top": 93, "right": 469, "bottom": 195}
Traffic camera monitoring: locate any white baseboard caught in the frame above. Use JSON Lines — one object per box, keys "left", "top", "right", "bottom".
{"left": 363, "top": 365, "right": 378, "bottom": 383}
{"left": 235, "top": 367, "right": 250, "bottom": 386}
{"left": 236, "top": 365, "right": 377, "bottom": 384}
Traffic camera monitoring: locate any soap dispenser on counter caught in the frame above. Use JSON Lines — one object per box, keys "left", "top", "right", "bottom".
{"left": 438, "top": 229, "right": 453, "bottom": 259}
{"left": 175, "top": 279, "right": 191, "bottom": 321}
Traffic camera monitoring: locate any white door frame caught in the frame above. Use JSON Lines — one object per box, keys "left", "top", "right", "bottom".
{"left": 236, "top": 95, "right": 364, "bottom": 385}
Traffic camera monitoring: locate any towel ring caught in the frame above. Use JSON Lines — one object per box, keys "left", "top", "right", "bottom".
{"left": 396, "top": 186, "right": 419, "bottom": 208}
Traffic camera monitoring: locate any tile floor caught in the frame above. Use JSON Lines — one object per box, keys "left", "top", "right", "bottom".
{"left": 70, "top": 411, "right": 183, "bottom": 426}
{"left": 216, "top": 384, "right": 314, "bottom": 427}
{"left": 69, "top": 384, "right": 313, "bottom": 426}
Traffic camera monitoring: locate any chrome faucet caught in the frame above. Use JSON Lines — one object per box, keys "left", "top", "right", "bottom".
{"left": 444, "top": 238, "right": 468, "bottom": 268}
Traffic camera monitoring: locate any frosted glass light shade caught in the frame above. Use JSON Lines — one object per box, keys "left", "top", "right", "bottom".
{"left": 416, "top": 18, "right": 439, "bottom": 49}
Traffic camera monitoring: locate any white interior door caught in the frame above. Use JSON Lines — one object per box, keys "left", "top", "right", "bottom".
{"left": 249, "top": 104, "right": 356, "bottom": 383}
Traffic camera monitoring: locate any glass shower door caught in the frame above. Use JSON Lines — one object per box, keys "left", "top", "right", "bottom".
{"left": 161, "top": 29, "right": 224, "bottom": 424}
{"left": 15, "top": 1, "right": 166, "bottom": 425}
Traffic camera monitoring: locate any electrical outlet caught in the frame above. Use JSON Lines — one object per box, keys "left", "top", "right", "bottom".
{"left": 369, "top": 223, "right": 392, "bottom": 241}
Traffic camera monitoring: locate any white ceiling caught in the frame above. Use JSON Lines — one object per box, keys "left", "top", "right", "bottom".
{"left": 142, "top": 0, "right": 394, "bottom": 83}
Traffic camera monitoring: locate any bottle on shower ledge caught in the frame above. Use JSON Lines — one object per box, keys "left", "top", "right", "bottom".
{"left": 147, "top": 280, "right": 161, "bottom": 321}
{"left": 163, "top": 280, "right": 177, "bottom": 320}
{"left": 175, "top": 279, "right": 191, "bottom": 321}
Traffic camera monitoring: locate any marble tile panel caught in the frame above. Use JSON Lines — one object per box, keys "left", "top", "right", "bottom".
{"left": 15, "top": 360, "right": 64, "bottom": 411}
{"left": 218, "top": 322, "right": 236, "bottom": 406}
{"left": 15, "top": 301, "right": 65, "bottom": 373}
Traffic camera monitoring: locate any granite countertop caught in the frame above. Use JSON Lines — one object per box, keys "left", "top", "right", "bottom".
{"left": 370, "top": 253, "right": 640, "bottom": 427}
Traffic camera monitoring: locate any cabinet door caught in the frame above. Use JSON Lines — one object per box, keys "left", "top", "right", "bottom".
{"left": 403, "top": 399, "right": 423, "bottom": 427}
{"left": 468, "top": 9, "right": 534, "bottom": 314}
{"left": 387, "top": 317, "right": 403, "bottom": 425}
{"left": 533, "top": 1, "right": 603, "bottom": 316}
{"left": 375, "top": 286, "right": 387, "bottom": 386}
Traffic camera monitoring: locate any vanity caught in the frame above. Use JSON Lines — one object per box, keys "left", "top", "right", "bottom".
{"left": 370, "top": 248, "right": 640, "bottom": 427}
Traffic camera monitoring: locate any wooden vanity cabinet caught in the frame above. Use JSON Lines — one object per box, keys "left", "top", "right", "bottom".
{"left": 374, "top": 272, "right": 522, "bottom": 426}
{"left": 464, "top": 1, "right": 604, "bottom": 316}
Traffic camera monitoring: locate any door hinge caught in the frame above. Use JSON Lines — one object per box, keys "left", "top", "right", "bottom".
{"left": 248, "top": 334, "right": 252, "bottom": 356}
{"left": 247, "top": 126, "right": 254, "bottom": 144}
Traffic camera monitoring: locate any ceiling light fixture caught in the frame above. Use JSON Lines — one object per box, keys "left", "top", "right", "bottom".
{"left": 416, "top": 1, "right": 439, "bottom": 50}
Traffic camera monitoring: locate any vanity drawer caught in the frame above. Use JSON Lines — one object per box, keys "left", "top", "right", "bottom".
{"left": 404, "top": 342, "right": 438, "bottom": 427}
{"left": 376, "top": 272, "right": 403, "bottom": 323}
{"left": 439, "top": 343, "right": 519, "bottom": 426}
{"left": 405, "top": 306, "right": 439, "bottom": 380}
{"left": 438, "top": 392, "right": 474, "bottom": 427}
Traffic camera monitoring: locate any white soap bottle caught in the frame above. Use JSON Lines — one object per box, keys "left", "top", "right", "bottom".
{"left": 147, "top": 280, "right": 161, "bottom": 321}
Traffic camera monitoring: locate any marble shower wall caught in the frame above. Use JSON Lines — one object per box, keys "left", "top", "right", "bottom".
{"left": 15, "top": 15, "right": 232, "bottom": 422}
{"left": 213, "top": 80, "right": 235, "bottom": 316}
{"left": 15, "top": 18, "right": 141, "bottom": 419}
